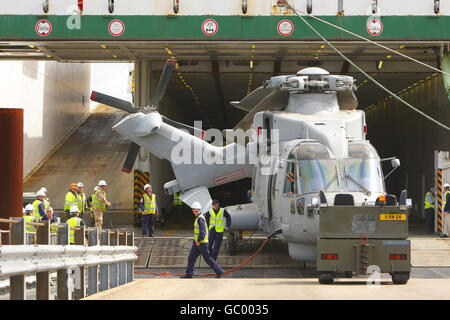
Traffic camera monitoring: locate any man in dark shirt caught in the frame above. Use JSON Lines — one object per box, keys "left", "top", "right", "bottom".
{"left": 181, "top": 202, "right": 224, "bottom": 279}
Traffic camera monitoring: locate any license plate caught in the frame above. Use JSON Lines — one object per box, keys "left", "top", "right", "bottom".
{"left": 380, "top": 214, "right": 406, "bottom": 221}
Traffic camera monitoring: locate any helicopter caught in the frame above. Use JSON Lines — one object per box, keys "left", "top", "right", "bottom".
{"left": 91, "top": 63, "right": 411, "bottom": 284}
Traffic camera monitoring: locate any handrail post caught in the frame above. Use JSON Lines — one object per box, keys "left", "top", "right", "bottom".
{"left": 9, "top": 217, "right": 26, "bottom": 300}
{"left": 87, "top": 228, "right": 98, "bottom": 296}
{"left": 126, "top": 232, "right": 134, "bottom": 283}
{"left": 109, "top": 231, "right": 119, "bottom": 288}
{"left": 36, "top": 220, "right": 51, "bottom": 300}
{"left": 74, "top": 225, "right": 86, "bottom": 300}
{"left": 118, "top": 231, "right": 127, "bottom": 285}
{"left": 56, "top": 223, "right": 70, "bottom": 300}
{"left": 99, "top": 230, "right": 110, "bottom": 292}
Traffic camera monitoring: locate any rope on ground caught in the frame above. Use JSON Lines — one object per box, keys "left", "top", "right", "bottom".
{"left": 134, "top": 231, "right": 279, "bottom": 277}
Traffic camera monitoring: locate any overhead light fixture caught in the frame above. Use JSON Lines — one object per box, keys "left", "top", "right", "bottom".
{"left": 386, "top": 55, "right": 392, "bottom": 59}
{"left": 399, "top": 45, "right": 405, "bottom": 49}
{"left": 101, "top": 45, "right": 107, "bottom": 49}
{"left": 249, "top": 60, "right": 254, "bottom": 69}
{"left": 320, "top": 45, "right": 325, "bottom": 49}
{"left": 376, "top": 60, "right": 383, "bottom": 70}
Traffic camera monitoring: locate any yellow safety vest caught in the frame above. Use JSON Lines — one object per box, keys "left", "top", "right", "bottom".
{"left": 143, "top": 193, "right": 156, "bottom": 214}
{"left": 43, "top": 197, "right": 50, "bottom": 210}
{"left": 64, "top": 191, "right": 78, "bottom": 211}
{"left": 24, "top": 215, "right": 36, "bottom": 233}
{"left": 67, "top": 217, "right": 82, "bottom": 244}
{"left": 32, "top": 199, "right": 44, "bottom": 219}
{"left": 173, "top": 193, "right": 183, "bottom": 206}
{"left": 424, "top": 192, "right": 435, "bottom": 209}
{"left": 194, "top": 214, "right": 208, "bottom": 243}
{"left": 209, "top": 208, "right": 225, "bottom": 233}
{"left": 77, "top": 193, "right": 86, "bottom": 214}
{"left": 92, "top": 189, "right": 106, "bottom": 211}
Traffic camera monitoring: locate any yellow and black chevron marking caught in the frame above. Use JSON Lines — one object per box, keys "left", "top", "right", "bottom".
{"left": 437, "top": 169, "right": 443, "bottom": 232}
{"left": 134, "top": 169, "right": 150, "bottom": 215}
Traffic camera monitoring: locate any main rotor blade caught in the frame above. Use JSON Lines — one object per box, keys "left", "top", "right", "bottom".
{"left": 122, "top": 142, "right": 141, "bottom": 173}
{"left": 90, "top": 91, "right": 137, "bottom": 114}
{"left": 149, "top": 59, "right": 177, "bottom": 109}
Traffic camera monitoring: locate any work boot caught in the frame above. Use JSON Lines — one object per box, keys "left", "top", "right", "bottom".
{"left": 180, "top": 275, "right": 193, "bottom": 279}
{"left": 215, "top": 272, "right": 223, "bottom": 278}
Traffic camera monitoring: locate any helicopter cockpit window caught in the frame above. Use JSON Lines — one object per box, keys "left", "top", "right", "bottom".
{"left": 344, "top": 141, "right": 384, "bottom": 193}
{"left": 289, "top": 142, "right": 340, "bottom": 194}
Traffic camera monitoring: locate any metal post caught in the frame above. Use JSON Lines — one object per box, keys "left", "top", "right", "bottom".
{"left": 126, "top": 232, "right": 134, "bottom": 283}
{"left": 74, "top": 226, "right": 86, "bottom": 300}
{"left": 99, "top": 230, "right": 110, "bottom": 291}
{"left": 88, "top": 228, "right": 98, "bottom": 296}
{"left": 36, "top": 221, "right": 51, "bottom": 300}
{"left": 109, "top": 231, "right": 119, "bottom": 288}
{"left": 57, "top": 224, "right": 70, "bottom": 300}
{"left": 118, "top": 232, "right": 127, "bottom": 285}
{"left": 0, "top": 108, "right": 23, "bottom": 245}
{"left": 9, "top": 217, "right": 26, "bottom": 300}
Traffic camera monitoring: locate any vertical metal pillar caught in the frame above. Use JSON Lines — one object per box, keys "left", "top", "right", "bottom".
{"left": 0, "top": 108, "right": 23, "bottom": 245}
{"left": 437, "top": 168, "right": 444, "bottom": 234}
{"left": 9, "top": 218, "right": 26, "bottom": 300}
{"left": 36, "top": 221, "right": 51, "bottom": 300}
{"left": 87, "top": 228, "right": 98, "bottom": 296}
{"left": 126, "top": 232, "right": 134, "bottom": 283}
{"left": 118, "top": 232, "right": 127, "bottom": 285}
{"left": 57, "top": 224, "right": 70, "bottom": 300}
{"left": 109, "top": 231, "right": 119, "bottom": 288}
{"left": 74, "top": 226, "right": 86, "bottom": 299}
{"left": 99, "top": 230, "right": 110, "bottom": 291}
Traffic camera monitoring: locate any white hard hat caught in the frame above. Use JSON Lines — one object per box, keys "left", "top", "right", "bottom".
{"left": 444, "top": 183, "right": 450, "bottom": 189}
{"left": 25, "top": 204, "right": 34, "bottom": 211}
{"left": 36, "top": 190, "right": 45, "bottom": 197}
{"left": 94, "top": 186, "right": 99, "bottom": 191}
{"left": 98, "top": 180, "right": 107, "bottom": 186}
{"left": 77, "top": 182, "right": 84, "bottom": 188}
{"left": 22, "top": 207, "right": 25, "bottom": 214}
{"left": 70, "top": 206, "right": 80, "bottom": 213}
{"left": 144, "top": 184, "right": 151, "bottom": 190}
{"left": 40, "top": 187, "right": 47, "bottom": 193}
{"left": 191, "top": 202, "right": 202, "bottom": 210}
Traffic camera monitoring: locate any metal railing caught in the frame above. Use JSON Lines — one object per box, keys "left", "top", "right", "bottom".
{"left": 0, "top": 217, "right": 137, "bottom": 300}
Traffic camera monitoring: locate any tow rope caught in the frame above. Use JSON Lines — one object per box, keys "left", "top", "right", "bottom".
{"left": 134, "top": 230, "right": 281, "bottom": 277}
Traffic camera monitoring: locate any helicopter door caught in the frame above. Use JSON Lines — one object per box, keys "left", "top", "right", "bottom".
{"left": 267, "top": 173, "right": 274, "bottom": 220}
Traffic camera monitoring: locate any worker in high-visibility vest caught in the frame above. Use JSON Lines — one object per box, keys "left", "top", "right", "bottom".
{"left": 91, "top": 180, "right": 111, "bottom": 229}
{"left": 443, "top": 183, "right": 450, "bottom": 237}
{"left": 204, "top": 199, "right": 232, "bottom": 261}
{"left": 86, "top": 186, "right": 99, "bottom": 227}
{"left": 76, "top": 182, "right": 87, "bottom": 216}
{"left": 139, "top": 184, "right": 159, "bottom": 237}
{"left": 180, "top": 202, "right": 224, "bottom": 279}
{"left": 24, "top": 204, "right": 37, "bottom": 233}
{"left": 67, "top": 206, "right": 85, "bottom": 244}
{"left": 172, "top": 192, "right": 183, "bottom": 223}
{"left": 40, "top": 187, "right": 51, "bottom": 210}
{"left": 424, "top": 187, "right": 436, "bottom": 234}
{"left": 32, "top": 190, "right": 47, "bottom": 220}
{"left": 64, "top": 183, "right": 79, "bottom": 217}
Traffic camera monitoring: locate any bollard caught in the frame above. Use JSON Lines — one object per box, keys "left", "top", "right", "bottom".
{"left": 126, "top": 232, "right": 134, "bottom": 283}
{"left": 9, "top": 217, "right": 26, "bottom": 300}
{"left": 99, "top": 230, "right": 110, "bottom": 292}
{"left": 87, "top": 228, "right": 98, "bottom": 296}
{"left": 73, "top": 226, "right": 86, "bottom": 300}
{"left": 56, "top": 224, "right": 70, "bottom": 300}
{"left": 109, "top": 231, "right": 119, "bottom": 288}
{"left": 36, "top": 221, "right": 51, "bottom": 300}
{"left": 118, "top": 232, "right": 127, "bottom": 285}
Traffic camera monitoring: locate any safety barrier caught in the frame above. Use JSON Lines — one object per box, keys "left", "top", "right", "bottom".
{"left": 0, "top": 217, "right": 137, "bottom": 300}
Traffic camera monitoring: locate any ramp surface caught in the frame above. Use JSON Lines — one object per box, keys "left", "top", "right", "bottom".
{"left": 23, "top": 105, "right": 133, "bottom": 212}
